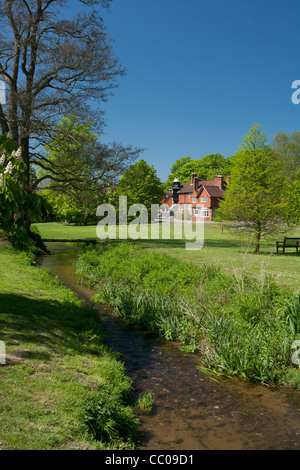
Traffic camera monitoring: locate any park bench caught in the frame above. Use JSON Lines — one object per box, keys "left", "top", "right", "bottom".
{"left": 276, "top": 237, "right": 300, "bottom": 253}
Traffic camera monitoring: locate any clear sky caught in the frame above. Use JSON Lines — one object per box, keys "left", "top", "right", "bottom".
{"left": 95, "top": 0, "right": 299, "bottom": 182}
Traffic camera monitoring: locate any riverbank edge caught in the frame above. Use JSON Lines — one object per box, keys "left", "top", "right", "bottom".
{"left": 0, "top": 244, "right": 140, "bottom": 450}
{"left": 74, "top": 242, "right": 300, "bottom": 390}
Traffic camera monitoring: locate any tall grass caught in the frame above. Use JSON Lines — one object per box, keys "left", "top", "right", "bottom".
{"left": 75, "top": 243, "right": 300, "bottom": 387}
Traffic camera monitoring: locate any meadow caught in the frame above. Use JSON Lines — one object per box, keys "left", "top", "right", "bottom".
{"left": 32, "top": 221, "right": 300, "bottom": 292}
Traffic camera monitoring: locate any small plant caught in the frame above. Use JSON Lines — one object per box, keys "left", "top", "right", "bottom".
{"left": 282, "top": 294, "right": 300, "bottom": 337}
{"left": 136, "top": 391, "right": 154, "bottom": 413}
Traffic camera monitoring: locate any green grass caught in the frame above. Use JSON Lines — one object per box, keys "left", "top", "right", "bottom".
{"left": 0, "top": 245, "right": 139, "bottom": 450}
{"left": 32, "top": 222, "right": 99, "bottom": 240}
{"left": 136, "top": 391, "right": 154, "bottom": 413}
{"left": 32, "top": 222, "right": 300, "bottom": 292}
{"left": 75, "top": 243, "right": 300, "bottom": 387}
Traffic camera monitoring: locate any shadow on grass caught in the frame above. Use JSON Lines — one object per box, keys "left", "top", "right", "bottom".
{"left": 0, "top": 293, "right": 105, "bottom": 362}
{"left": 273, "top": 251, "right": 300, "bottom": 257}
{"left": 132, "top": 237, "right": 245, "bottom": 250}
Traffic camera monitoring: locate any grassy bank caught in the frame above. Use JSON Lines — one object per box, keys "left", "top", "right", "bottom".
{"left": 75, "top": 243, "right": 300, "bottom": 388}
{"left": 32, "top": 222, "right": 300, "bottom": 292}
{"left": 0, "top": 244, "right": 139, "bottom": 450}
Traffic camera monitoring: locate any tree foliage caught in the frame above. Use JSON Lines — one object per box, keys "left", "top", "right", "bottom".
{"left": 108, "top": 159, "right": 165, "bottom": 217}
{"left": 271, "top": 131, "right": 300, "bottom": 181}
{"left": 218, "top": 124, "right": 289, "bottom": 253}
{"left": 165, "top": 154, "right": 231, "bottom": 189}
{"left": 37, "top": 115, "right": 141, "bottom": 190}
{"left": 0, "top": 134, "right": 47, "bottom": 250}
{"left": 39, "top": 116, "right": 141, "bottom": 223}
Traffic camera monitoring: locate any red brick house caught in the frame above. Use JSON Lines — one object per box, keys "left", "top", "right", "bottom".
{"left": 161, "top": 173, "right": 229, "bottom": 221}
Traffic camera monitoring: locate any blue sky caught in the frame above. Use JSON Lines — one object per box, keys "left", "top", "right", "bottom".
{"left": 94, "top": 0, "right": 299, "bottom": 181}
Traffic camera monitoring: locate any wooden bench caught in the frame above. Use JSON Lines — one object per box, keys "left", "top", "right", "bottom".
{"left": 276, "top": 237, "right": 300, "bottom": 253}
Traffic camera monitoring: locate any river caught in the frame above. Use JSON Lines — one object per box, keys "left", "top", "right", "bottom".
{"left": 38, "top": 242, "right": 300, "bottom": 450}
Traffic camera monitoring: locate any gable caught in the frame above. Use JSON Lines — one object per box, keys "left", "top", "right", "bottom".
{"left": 197, "top": 185, "right": 225, "bottom": 198}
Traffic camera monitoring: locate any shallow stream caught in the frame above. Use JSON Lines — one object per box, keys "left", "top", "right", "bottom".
{"left": 38, "top": 242, "right": 300, "bottom": 450}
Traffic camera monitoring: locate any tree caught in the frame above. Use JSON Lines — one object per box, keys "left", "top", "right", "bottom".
{"left": 271, "top": 131, "right": 300, "bottom": 181}
{"left": 0, "top": 0, "right": 141, "bottom": 245}
{"left": 37, "top": 115, "right": 141, "bottom": 191}
{"left": 197, "top": 153, "right": 231, "bottom": 180}
{"left": 0, "top": 0, "right": 123, "bottom": 176}
{"left": 0, "top": 0, "right": 123, "bottom": 182}
{"left": 218, "top": 124, "right": 289, "bottom": 253}
{"left": 39, "top": 115, "right": 141, "bottom": 223}
{"left": 108, "top": 159, "right": 165, "bottom": 219}
{"left": 164, "top": 154, "right": 230, "bottom": 189}
{"left": 284, "top": 170, "right": 300, "bottom": 224}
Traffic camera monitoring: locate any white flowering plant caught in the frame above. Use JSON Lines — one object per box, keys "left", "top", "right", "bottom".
{"left": 0, "top": 134, "right": 45, "bottom": 250}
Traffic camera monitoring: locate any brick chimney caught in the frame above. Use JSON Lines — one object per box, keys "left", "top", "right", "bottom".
{"left": 195, "top": 177, "right": 200, "bottom": 191}
{"left": 191, "top": 173, "right": 199, "bottom": 191}
{"left": 226, "top": 176, "right": 230, "bottom": 186}
{"left": 213, "top": 175, "right": 224, "bottom": 189}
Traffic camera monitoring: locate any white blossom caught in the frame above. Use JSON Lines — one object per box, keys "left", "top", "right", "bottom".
{"left": 4, "top": 161, "right": 12, "bottom": 175}
{"left": 0, "top": 154, "right": 5, "bottom": 165}
{"left": 15, "top": 148, "right": 22, "bottom": 159}
{"left": 0, "top": 174, "right": 3, "bottom": 187}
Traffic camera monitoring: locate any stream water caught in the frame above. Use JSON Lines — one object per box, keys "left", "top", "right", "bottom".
{"left": 38, "top": 242, "right": 300, "bottom": 450}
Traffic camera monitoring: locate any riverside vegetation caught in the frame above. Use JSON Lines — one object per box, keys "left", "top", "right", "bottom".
{"left": 75, "top": 242, "right": 300, "bottom": 388}
{"left": 0, "top": 244, "right": 140, "bottom": 450}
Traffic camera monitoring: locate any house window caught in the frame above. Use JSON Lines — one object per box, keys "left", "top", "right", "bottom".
{"left": 192, "top": 208, "right": 199, "bottom": 217}
{"left": 201, "top": 207, "right": 210, "bottom": 218}
{"left": 188, "top": 193, "right": 192, "bottom": 199}
{"left": 200, "top": 196, "right": 207, "bottom": 203}
{"left": 192, "top": 197, "right": 197, "bottom": 203}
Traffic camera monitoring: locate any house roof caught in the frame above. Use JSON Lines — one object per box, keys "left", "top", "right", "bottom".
{"left": 178, "top": 179, "right": 222, "bottom": 194}
{"left": 197, "top": 185, "right": 225, "bottom": 198}
{"left": 177, "top": 182, "right": 193, "bottom": 194}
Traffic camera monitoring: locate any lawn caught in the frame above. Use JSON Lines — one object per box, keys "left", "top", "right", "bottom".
{"left": 0, "top": 244, "right": 139, "bottom": 450}
{"left": 32, "top": 222, "right": 300, "bottom": 292}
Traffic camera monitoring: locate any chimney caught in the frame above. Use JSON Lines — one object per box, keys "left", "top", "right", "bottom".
{"left": 193, "top": 176, "right": 199, "bottom": 192}
{"left": 213, "top": 175, "right": 224, "bottom": 189}
{"left": 226, "top": 176, "right": 230, "bottom": 186}
{"left": 191, "top": 173, "right": 199, "bottom": 191}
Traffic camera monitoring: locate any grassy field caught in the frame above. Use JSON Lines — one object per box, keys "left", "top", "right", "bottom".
{"left": 0, "top": 244, "right": 139, "bottom": 450}
{"left": 32, "top": 222, "right": 300, "bottom": 292}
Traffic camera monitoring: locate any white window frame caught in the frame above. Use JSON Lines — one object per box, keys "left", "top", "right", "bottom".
{"left": 201, "top": 207, "right": 210, "bottom": 218}
{"left": 200, "top": 196, "right": 207, "bottom": 203}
